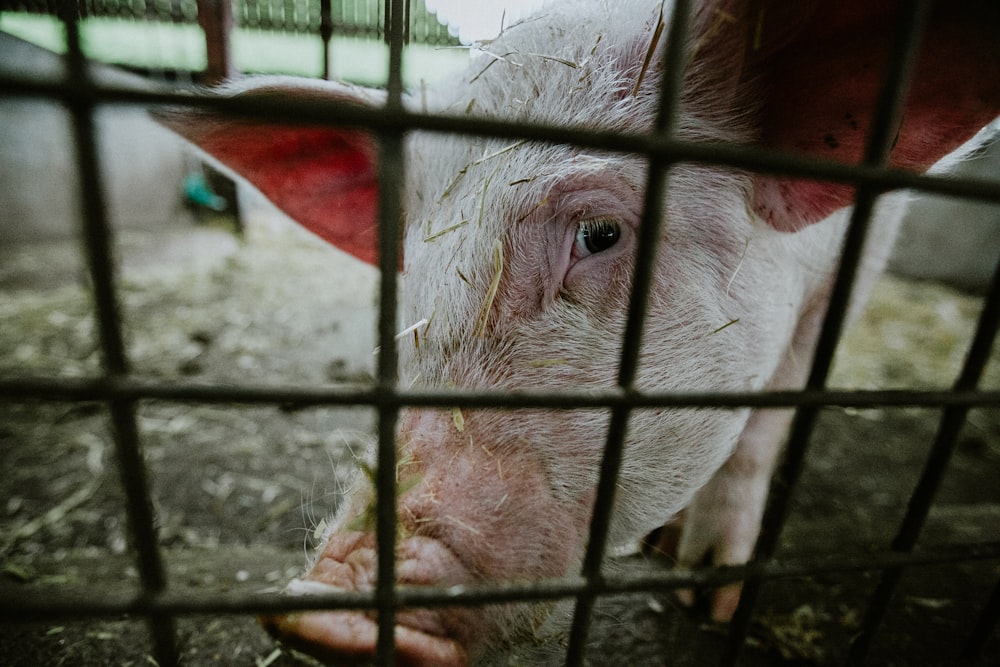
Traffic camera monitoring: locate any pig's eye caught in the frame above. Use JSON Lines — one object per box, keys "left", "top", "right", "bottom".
{"left": 575, "top": 216, "right": 621, "bottom": 256}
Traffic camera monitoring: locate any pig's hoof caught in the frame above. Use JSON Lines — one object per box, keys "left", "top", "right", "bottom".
{"left": 640, "top": 521, "right": 742, "bottom": 624}
{"left": 261, "top": 610, "right": 469, "bottom": 667}
{"left": 672, "top": 581, "right": 743, "bottom": 623}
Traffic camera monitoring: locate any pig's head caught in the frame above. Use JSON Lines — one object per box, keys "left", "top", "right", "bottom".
{"left": 157, "top": 0, "right": 999, "bottom": 662}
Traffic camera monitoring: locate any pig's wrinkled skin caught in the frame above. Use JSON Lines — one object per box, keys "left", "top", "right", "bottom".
{"left": 158, "top": 0, "right": 1000, "bottom": 662}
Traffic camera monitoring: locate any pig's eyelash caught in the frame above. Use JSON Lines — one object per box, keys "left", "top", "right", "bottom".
{"left": 574, "top": 216, "right": 622, "bottom": 256}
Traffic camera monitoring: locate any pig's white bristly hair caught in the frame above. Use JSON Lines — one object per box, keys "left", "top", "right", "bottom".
{"left": 402, "top": 0, "right": 764, "bottom": 540}
{"left": 399, "top": 3, "right": 896, "bottom": 602}
{"left": 389, "top": 5, "right": 762, "bottom": 656}
{"left": 393, "top": 5, "right": 893, "bottom": 661}
{"left": 431, "top": 0, "right": 756, "bottom": 140}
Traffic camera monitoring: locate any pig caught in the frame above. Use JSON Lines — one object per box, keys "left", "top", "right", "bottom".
{"left": 157, "top": 0, "right": 1000, "bottom": 663}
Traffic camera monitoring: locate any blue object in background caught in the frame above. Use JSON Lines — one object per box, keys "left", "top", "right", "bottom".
{"left": 183, "top": 172, "right": 228, "bottom": 212}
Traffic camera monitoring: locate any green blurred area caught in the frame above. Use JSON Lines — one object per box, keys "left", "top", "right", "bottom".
{"left": 0, "top": 13, "right": 468, "bottom": 86}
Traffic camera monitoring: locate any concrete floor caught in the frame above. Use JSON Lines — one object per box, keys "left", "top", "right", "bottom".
{"left": 1, "top": 189, "right": 998, "bottom": 665}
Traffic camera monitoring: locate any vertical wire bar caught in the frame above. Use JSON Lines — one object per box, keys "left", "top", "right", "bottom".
{"left": 563, "top": 2, "right": 691, "bottom": 664}
{"left": 721, "top": 2, "right": 933, "bottom": 663}
{"left": 60, "top": 8, "right": 177, "bottom": 665}
{"left": 373, "top": 1, "right": 406, "bottom": 664}
{"left": 961, "top": 575, "right": 1000, "bottom": 660}
{"left": 847, "top": 253, "right": 1000, "bottom": 664}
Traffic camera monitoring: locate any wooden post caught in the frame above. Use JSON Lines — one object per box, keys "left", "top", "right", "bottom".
{"left": 320, "top": 0, "right": 333, "bottom": 80}
{"left": 197, "top": 0, "right": 234, "bottom": 84}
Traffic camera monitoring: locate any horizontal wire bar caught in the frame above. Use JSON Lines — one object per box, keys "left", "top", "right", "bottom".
{"left": 2, "top": 75, "right": 999, "bottom": 206}
{"left": 3, "top": 540, "right": 998, "bottom": 622}
{"left": 2, "top": 376, "right": 999, "bottom": 410}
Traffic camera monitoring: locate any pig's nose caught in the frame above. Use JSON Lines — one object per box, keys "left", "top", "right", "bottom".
{"left": 261, "top": 530, "right": 473, "bottom": 666}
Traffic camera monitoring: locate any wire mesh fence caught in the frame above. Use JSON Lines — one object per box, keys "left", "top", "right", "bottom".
{"left": 1, "top": 0, "right": 1000, "bottom": 665}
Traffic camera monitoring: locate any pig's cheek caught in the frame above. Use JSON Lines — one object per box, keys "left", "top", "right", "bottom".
{"left": 561, "top": 259, "right": 636, "bottom": 324}
{"left": 404, "top": 448, "right": 584, "bottom": 582}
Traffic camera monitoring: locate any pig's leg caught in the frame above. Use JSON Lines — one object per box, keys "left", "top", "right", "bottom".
{"left": 664, "top": 204, "right": 903, "bottom": 621}
{"left": 672, "top": 405, "right": 798, "bottom": 621}
{"left": 669, "top": 299, "right": 826, "bottom": 622}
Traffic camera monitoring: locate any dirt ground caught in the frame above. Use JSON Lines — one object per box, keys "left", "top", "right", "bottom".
{"left": 1, "top": 191, "right": 999, "bottom": 666}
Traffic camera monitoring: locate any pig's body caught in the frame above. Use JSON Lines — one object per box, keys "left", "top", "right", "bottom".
{"left": 158, "top": 0, "right": 1000, "bottom": 663}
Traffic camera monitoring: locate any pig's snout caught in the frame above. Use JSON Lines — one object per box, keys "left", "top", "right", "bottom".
{"left": 261, "top": 532, "right": 471, "bottom": 666}
{"left": 260, "top": 408, "right": 579, "bottom": 665}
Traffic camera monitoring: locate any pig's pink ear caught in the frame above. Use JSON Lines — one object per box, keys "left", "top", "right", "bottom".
{"left": 155, "top": 80, "right": 381, "bottom": 265}
{"left": 742, "top": 0, "right": 1000, "bottom": 232}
